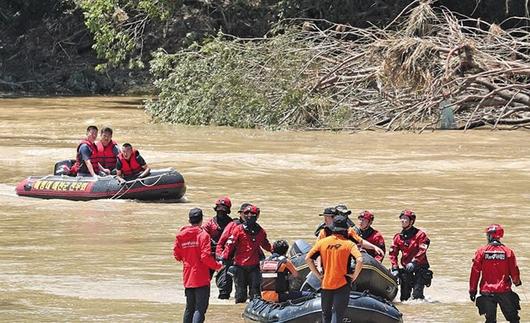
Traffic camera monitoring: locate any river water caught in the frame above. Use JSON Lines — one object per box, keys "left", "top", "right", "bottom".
{"left": 0, "top": 97, "right": 529, "bottom": 322}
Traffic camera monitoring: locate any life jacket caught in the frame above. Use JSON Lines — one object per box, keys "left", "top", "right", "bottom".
{"left": 260, "top": 254, "right": 289, "bottom": 293}
{"left": 95, "top": 140, "right": 118, "bottom": 170}
{"left": 118, "top": 149, "right": 143, "bottom": 177}
{"left": 71, "top": 139, "right": 99, "bottom": 175}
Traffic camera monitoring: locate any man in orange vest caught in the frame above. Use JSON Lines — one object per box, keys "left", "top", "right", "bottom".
{"left": 116, "top": 143, "right": 150, "bottom": 182}
{"left": 306, "top": 215, "right": 363, "bottom": 323}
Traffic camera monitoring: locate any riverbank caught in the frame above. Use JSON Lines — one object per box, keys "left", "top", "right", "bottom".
{"left": 3, "top": 1, "right": 529, "bottom": 130}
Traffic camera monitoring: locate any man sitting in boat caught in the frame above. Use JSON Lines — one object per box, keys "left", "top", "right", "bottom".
{"left": 95, "top": 127, "right": 120, "bottom": 175}
{"left": 116, "top": 143, "right": 150, "bottom": 182}
{"left": 260, "top": 240, "right": 310, "bottom": 303}
{"left": 70, "top": 125, "right": 101, "bottom": 177}
{"left": 315, "top": 206, "right": 384, "bottom": 258}
{"left": 355, "top": 210, "right": 386, "bottom": 262}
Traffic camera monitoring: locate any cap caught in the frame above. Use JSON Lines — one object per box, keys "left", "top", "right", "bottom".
{"left": 335, "top": 204, "right": 352, "bottom": 216}
{"left": 188, "top": 208, "right": 204, "bottom": 220}
{"left": 319, "top": 207, "right": 338, "bottom": 216}
{"left": 331, "top": 215, "right": 349, "bottom": 232}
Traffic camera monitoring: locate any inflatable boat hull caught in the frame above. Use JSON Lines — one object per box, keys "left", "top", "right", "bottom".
{"left": 243, "top": 292, "right": 402, "bottom": 323}
{"left": 15, "top": 169, "right": 186, "bottom": 201}
{"left": 289, "top": 240, "right": 398, "bottom": 301}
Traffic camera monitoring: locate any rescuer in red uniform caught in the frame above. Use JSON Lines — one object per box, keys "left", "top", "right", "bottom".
{"left": 173, "top": 208, "right": 222, "bottom": 323}
{"left": 222, "top": 204, "right": 272, "bottom": 303}
{"left": 355, "top": 210, "right": 385, "bottom": 262}
{"left": 389, "top": 209, "right": 433, "bottom": 301}
{"left": 202, "top": 196, "right": 234, "bottom": 299}
{"left": 469, "top": 224, "right": 522, "bottom": 323}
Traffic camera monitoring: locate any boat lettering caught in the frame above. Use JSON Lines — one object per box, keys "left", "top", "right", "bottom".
{"left": 51, "top": 181, "right": 60, "bottom": 190}
{"left": 33, "top": 180, "right": 89, "bottom": 191}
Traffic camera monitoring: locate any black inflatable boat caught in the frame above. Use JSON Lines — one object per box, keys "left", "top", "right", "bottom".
{"left": 288, "top": 240, "right": 398, "bottom": 301}
{"left": 15, "top": 168, "right": 186, "bottom": 201}
{"left": 243, "top": 291, "right": 402, "bottom": 323}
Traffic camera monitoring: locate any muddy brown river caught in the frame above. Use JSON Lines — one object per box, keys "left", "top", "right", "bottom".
{"left": 0, "top": 97, "right": 529, "bottom": 322}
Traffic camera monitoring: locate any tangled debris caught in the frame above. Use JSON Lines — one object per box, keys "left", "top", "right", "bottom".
{"left": 303, "top": 1, "right": 530, "bottom": 131}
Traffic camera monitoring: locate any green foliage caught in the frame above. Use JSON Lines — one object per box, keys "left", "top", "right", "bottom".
{"left": 146, "top": 29, "right": 343, "bottom": 129}
{"left": 80, "top": 0, "right": 178, "bottom": 70}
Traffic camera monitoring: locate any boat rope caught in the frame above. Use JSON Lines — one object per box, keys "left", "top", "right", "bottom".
{"left": 109, "top": 173, "right": 168, "bottom": 199}
{"left": 134, "top": 173, "right": 167, "bottom": 187}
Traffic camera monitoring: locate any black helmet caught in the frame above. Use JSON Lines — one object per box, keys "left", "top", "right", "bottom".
{"left": 335, "top": 204, "right": 352, "bottom": 217}
{"left": 272, "top": 240, "right": 289, "bottom": 255}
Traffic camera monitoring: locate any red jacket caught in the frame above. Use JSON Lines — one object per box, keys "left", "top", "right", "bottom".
{"left": 222, "top": 224, "right": 272, "bottom": 267}
{"left": 173, "top": 225, "right": 222, "bottom": 288}
{"left": 215, "top": 220, "right": 240, "bottom": 257}
{"left": 359, "top": 227, "right": 386, "bottom": 262}
{"left": 203, "top": 216, "right": 233, "bottom": 243}
{"left": 389, "top": 226, "right": 430, "bottom": 268}
{"left": 117, "top": 149, "right": 143, "bottom": 177}
{"left": 96, "top": 140, "right": 118, "bottom": 170}
{"left": 71, "top": 139, "right": 99, "bottom": 175}
{"left": 469, "top": 242, "right": 521, "bottom": 294}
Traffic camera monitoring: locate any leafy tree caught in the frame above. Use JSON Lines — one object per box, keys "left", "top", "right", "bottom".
{"left": 80, "top": 0, "right": 179, "bottom": 70}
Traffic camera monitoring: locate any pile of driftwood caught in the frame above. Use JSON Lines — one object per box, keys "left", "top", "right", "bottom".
{"left": 301, "top": 1, "right": 530, "bottom": 131}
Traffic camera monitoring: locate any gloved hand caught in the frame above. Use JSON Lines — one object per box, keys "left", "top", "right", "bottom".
{"left": 515, "top": 280, "right": 522, "bottom": 287}
{"left": 390, "top": 268, "right": 400, "bottom": 278}
{"left": 405, "top": 262, "right": 416, "bottom": 273}
{"left": 469, "top": 291, "right": 476, "bottom": 302}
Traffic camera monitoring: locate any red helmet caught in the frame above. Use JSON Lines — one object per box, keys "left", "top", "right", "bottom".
{"left": 358, "top": 210, "right": 374, "bottom": 221}
{"left": 485, "top": 224, "right": 504, "bottom": 240}
{"left": 399, "top": 209, "right": 416, "bottom": 221}
{"left": 214, "top": 196, "right": 232, "bottom": 212}
{"left": 243, "top": 205, "right": 260, "bottom": 216}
